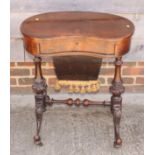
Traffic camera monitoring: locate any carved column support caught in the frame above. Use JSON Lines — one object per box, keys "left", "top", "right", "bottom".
{"left": 32, "top": 56, "right": 47, "bottom": 146}
{"left": 110, "top": 57, "right": 125, "bottom": 148}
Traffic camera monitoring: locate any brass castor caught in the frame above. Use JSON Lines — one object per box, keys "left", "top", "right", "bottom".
{"left": 114, "top": 138, "right": 122, "bottom": 148}
{"left": 34, "top": 135, "right": 43, "bottom": 146}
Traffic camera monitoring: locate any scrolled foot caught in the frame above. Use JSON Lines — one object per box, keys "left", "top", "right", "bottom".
{"left": 34, "top": 135, "right": 43, "bottom": 146}
{"left": 114, "top": 138, "right": 122, "bottom": 148}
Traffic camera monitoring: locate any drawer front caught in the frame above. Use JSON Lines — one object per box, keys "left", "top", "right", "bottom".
{"left": 38, "top": 36, "right": 115, "bottom": 56}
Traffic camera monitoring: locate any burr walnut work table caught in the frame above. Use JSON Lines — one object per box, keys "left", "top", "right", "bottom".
{"left": 20, "top": 12, "right": 134, "bottom": 148}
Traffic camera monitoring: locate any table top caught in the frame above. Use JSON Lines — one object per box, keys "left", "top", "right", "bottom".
{"left": 21, "top": 11, "right": 134, "bottom": 40}
{"left": 20, "top": 12, "right": 134, "bottom": 57}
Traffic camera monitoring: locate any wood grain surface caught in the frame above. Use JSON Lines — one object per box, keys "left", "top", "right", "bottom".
{"left": 21, "top": 12, "right": 134, "bottom": 57}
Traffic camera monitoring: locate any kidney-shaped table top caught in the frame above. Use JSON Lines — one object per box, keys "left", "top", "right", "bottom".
{"left": 21, "top": 12, "right": 134, "bottom": 57}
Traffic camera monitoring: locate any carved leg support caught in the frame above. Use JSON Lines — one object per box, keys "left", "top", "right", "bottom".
{"left": 110, "top": 57, "right": 125, "bottom": 148}
{"left": 32, "top": 56, "right": 47, "bottom": 146}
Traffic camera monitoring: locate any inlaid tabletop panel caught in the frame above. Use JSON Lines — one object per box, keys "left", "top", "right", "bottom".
{"left": 21, "top": 12, "right": 134, "bottom": 39}
{"left": 20, "top": 12, "right": 134, "bottom": 57}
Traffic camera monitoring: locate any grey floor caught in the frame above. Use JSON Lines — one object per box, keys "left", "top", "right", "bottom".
{"left": 11, "top": 94, "right": 144, "bottom": 155}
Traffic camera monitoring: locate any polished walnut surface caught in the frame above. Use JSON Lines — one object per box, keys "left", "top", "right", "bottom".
{"left": 21, "top": 12, "right": 134, "bottom": 39}
{"left": 21, "top": 12, "right": 134, "bottom": 57}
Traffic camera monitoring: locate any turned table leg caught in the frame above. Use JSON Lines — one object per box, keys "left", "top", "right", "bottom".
{"left": 110, "top": 57, "right": 125, "bottom": 148}
{"left": 32, "top": 56, "right": 47, "bottom": 146}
